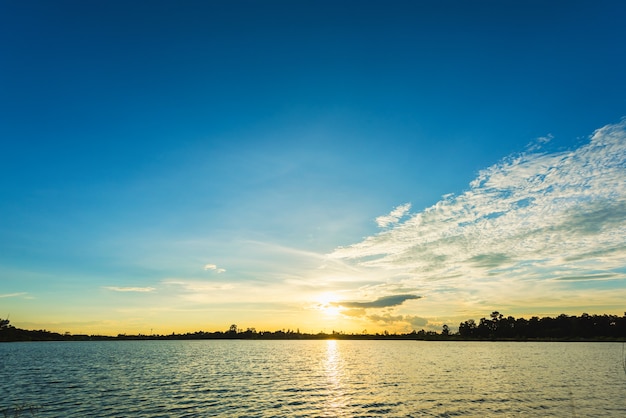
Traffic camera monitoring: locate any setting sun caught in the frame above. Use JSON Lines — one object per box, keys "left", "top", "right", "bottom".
{"left": 316, "top": 293, "right": 343, "bottom": 317}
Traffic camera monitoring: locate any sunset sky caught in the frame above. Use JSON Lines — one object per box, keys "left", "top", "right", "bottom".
{"left": 2, "top": 1, "right": 626, "bottom": 335}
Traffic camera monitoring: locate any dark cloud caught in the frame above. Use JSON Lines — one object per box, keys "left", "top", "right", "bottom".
{"left": 368, "top": 313, "right": 404, "bottom": 324}
{"left": 335, "top": 294, "right": 421, "bottom": 309}
{"left": 469, "top": 253, "right": 510, "bottom": 268}
{"left": 406, "top": 315, "right": 428, "bottom": 328}
{"left": 553, "top": 273, "right": 619, "bottom": 281}
{"left": 368, "top": 313, "right": 428, "bottom": 328}
{"left": 560, "top": 200, "right": 626, "bottom": 235}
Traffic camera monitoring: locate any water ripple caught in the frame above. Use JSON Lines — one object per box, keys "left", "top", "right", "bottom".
{"left": 2, "top": 340, "right": 626, "bottom": 417}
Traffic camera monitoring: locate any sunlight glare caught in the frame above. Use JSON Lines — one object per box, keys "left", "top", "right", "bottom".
{"left": 316, "top": 292, "right": 343, "bottom": 317}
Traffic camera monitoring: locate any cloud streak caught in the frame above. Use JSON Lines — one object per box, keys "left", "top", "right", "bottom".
{"left": 329, "top": 120, "right": 626, "bottom": 315}
{"left": 0, "top": 292, "right": 27, "bottom": 298}
{"left": 103, "top": 286, "right": 156, "bottom": 293}
{"left": 335, "top": 294, "right": 421, "bottom": 309}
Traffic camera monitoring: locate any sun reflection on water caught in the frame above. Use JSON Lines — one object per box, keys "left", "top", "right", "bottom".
{"left": 323, "top": 339, "right": 348, "bottom": 415}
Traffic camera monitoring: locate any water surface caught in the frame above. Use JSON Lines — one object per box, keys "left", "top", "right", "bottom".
{"left": 2, "top": 340, "right": 625, "bottom": 416}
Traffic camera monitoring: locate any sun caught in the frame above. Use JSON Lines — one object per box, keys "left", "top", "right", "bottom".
{"left": 315, "top": 293, "right": 343, "bottom": 317}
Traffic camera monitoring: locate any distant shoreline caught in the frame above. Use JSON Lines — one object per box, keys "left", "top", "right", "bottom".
{"left": 3, "top": 311, "right": 625, "bottom": 342}
{"left": 2, "top": 328, "right": 625, "bottom": 343}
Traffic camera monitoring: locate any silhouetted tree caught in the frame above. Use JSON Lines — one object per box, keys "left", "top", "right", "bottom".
{"left": 527, "top": 316, "right": 540, "bottom": 338}
{"left": 458, "top": 319, "right": 476, "bottom": 338}
{"left": 498, "top": 316, "right": 516, "bottom": 338}
{"left": 514, "top": 317, "right": 528, "bottom": 338}
{"left": 454, "top": 311, "right": 626, "bottom": 340}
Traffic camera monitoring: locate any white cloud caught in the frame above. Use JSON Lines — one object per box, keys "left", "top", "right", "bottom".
{"left": 375, "top": 203, "right": 411, "bottom": 228}
{"left": 329, "top": 120, "right": 626, "bottom": 314}
{"left": 103, "top": 286, "right": 156, "bottom": 292}
{"left": 204, "top": 263, "right": 226, "bottom": 273}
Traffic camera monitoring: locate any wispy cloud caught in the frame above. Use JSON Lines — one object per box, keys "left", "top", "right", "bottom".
{"left": 376, "top": 203, "right": 411, "bottom": 228}
{"left": 329, "top": 120, "right": 626, "bottom": 315}
{"left": 527, "top": 133, "right": 554, "bottom": 152}
{"left": 0, "top": 292, "right": 27, "bottom": 298}
{"left": 103, "top": 286, "right": 156, "bottom": 292}
{"left": 163, "top": 280, "right": 235, "bottom": 292}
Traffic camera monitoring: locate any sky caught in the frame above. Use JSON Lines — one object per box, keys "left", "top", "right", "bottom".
{"left": 1, "top": 1, "right": 626, "bottom": 335}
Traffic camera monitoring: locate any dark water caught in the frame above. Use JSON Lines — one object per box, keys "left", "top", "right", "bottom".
{"left": 2, "top": 340, "right": 626, "bottom": 417}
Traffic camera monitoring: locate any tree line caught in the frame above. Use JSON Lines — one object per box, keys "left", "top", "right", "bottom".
{"left": 457, "top": 311, "right": 626, "bottom": 340}
{"left": 2, "top": 312, "right": 626, "bottom": 342}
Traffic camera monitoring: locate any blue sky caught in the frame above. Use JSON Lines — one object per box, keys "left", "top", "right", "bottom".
{"left": 1, "top": 1, "right": 626, "bottom": 334}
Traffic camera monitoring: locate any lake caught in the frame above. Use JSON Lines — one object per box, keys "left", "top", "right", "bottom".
{"left": 2, "top": 340, "right": 626, "bottom": 417}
